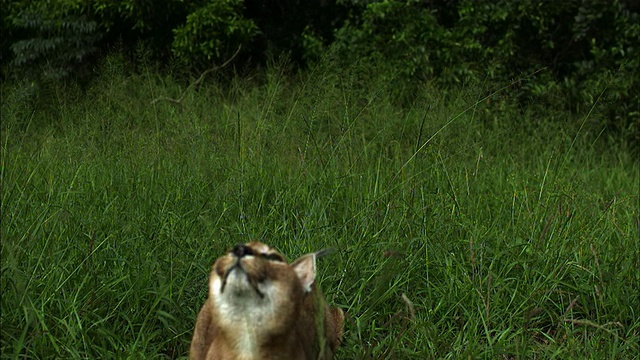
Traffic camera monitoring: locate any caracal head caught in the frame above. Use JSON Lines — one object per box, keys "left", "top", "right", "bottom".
{"left": 210, "top": 242, "right": 317, "bottom": 332}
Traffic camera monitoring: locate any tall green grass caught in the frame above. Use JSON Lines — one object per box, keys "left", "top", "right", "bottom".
{"left": 2, "top": 56, "right": 638, "bottom": 359}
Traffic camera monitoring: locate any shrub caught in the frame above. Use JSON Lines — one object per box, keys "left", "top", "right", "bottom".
{"left": 6, "top": 3, "right": 100, "bottom": 82}
{"left": 171, "top": 0, "right": 257, "bottom": 70}
{"left": 332, "top": 0, "right": 639, "bottom": 145}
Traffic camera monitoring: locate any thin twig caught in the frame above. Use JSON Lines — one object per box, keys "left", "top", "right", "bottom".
{"left": 151, "top": 45, "right": 242, "bottom": 106}
{"left": 401, "top": 293, "right": 415, "bottom": 320}
{"left": 564, "top": 319, "right": 624, "bottom": 331}
{"left": 555, "top": 294, "right": 580, "bottom": 336}
{"left": 562, "top": 295, "right": 580, "bottom": 320}
{"left": 590, "top": 244, "right": 605, "bottom": 304}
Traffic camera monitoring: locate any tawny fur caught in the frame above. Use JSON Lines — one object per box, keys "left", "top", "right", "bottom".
{"left": 190, "top": 242, "right": 344, "bottom": 360}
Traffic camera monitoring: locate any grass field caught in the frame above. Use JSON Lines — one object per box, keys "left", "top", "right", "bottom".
{"left": 2, "top": 58, "right": 639, "bottom": 359}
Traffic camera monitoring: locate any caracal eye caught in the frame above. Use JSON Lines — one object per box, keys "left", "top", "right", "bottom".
{"left": 261, "top": 253, "right": 285, "bottom": 262}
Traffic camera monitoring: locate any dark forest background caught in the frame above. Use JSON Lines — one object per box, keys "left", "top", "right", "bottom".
{"left": 2, "top": 0, "right": 638, "bottom": 144}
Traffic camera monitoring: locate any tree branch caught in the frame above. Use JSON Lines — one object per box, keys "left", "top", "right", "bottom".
{"left": 151, "top": 45, "right": 242, "bottom": 106}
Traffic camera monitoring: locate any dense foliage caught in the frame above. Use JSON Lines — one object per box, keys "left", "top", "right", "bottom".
{"left": 332, "top": 0, "right": 638, "bottom": 143}
{"left": 1, "top": 0, "right": 638, "bottom": 146}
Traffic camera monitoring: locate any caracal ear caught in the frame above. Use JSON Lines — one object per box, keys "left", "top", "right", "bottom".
{"left": 291, "top": 253, "right": 316, "bottom": 293}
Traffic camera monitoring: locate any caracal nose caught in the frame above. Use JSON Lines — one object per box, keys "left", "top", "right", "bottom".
{"left": 232, "top": 244, "right": 253, "bottom": 258}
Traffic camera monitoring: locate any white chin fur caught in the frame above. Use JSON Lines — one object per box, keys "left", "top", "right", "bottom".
{"left": 211, "top": 274, "right": 280, "bottom": 339}
{"left": 211, "top": 270, "right": 276, "bottom": 309}
{"left": 223, "top": 268, "right": 257, "bottom": 297}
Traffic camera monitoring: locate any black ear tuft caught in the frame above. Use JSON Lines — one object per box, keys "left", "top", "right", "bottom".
{"left": 315, "top": 247, "right": 337, "bottom": 259}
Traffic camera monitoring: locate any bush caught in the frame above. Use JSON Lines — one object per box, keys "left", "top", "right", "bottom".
{"left": 331, "top": 0, "right": 639, "bottom": 145}
{"left": 171, "top": 0, "right": 257, "bottom": 70}
{"left": 5, "top": 2, "right": 100, "bottom": 82}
